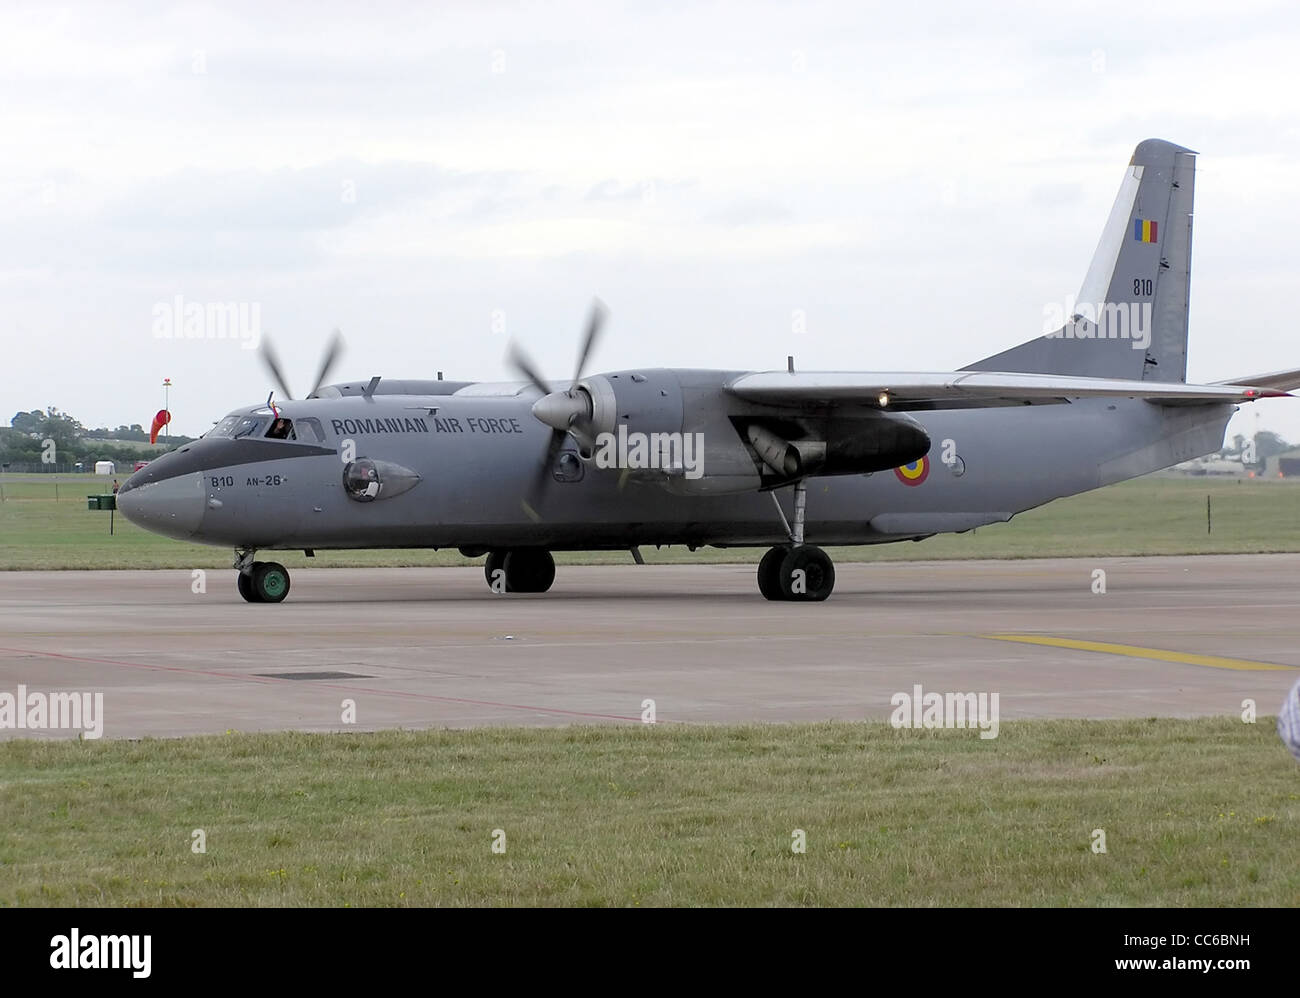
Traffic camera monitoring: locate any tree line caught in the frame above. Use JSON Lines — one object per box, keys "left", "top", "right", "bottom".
{"left": 1, "top": 408, "right": 197, "bottom": 469}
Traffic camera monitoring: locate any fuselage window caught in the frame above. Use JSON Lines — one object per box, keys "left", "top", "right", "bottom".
{"left": 343, "top": 459, "right": 381, "bottom": 501}
{"left": 266, "top": 417, "right": 296, "bottom": 440}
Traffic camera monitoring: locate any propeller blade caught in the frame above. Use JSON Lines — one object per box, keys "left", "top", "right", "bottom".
{"left": 520, "top": 428, "right": 566, "bottom": 521}
{"left": 260, "top": 337, "right": 295, "bottom": 400}
{"left": 507, "top": 341, "right": 553, "bottom": 397}
{"left": 572, "top": 297, "right": 607, "bottom": 387}
{"left": 309, "top": 329, "right": 346, "bottom": 398}
{"left": 513, "top": 298, "right": 612, "bottom": 520}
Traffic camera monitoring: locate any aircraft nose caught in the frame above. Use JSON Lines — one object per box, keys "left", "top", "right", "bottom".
{"left": 116, "top": 471, "right": 207, "bottom": 540}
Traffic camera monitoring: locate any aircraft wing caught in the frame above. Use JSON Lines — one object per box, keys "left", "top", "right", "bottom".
{"left": 725, "top": 371, "right": 1290, "bottom": 411}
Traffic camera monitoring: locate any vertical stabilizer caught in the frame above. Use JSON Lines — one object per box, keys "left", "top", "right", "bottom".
{"left": 965, "top": 139, "right": 1196, "bottom": 382}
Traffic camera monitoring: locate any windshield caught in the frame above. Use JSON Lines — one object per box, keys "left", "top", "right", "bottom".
{"left": 230, "top": 416, "right": 267, "bottom": 440}
{"left": 208, "top": 415, "right": 240, "bottom": 438}
{"left": 210, "top": 412, "right": 321, "bottom": 442}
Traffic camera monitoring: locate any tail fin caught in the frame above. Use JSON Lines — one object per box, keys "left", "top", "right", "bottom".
{"left": 964, "top": 139, "right": 1196, "bottom": 383}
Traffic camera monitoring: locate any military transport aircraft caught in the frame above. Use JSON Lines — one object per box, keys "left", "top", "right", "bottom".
{"left": 117, "top": 139, "right": 1298, "bottom": 603}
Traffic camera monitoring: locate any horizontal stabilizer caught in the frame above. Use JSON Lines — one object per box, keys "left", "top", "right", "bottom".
{"left": 1214, "top": 368, "right": 1300, "bottom": 393}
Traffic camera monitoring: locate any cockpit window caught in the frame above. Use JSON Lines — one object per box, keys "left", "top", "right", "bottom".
{"left": 209, "top": 415, "right": 241, "bottom": 439}
{"left": 295, "top": 417, "right": 325, "bottom": 443}
{"left": 231, "top": 416, "right": 266, "bottom": 440}
{"left": 266, "top": 417, "right": 295, "bottom": 440}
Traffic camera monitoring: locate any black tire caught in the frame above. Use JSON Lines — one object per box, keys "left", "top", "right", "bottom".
{"left": 757, "top": 546, "right": 788, "bottom": 601}
{"left": 778, "top": 545, "right": 835, "bottom": 602}
{"left": 252, "top": 561, "right": 291, "bottom": 603}
{"left": 484, "top": 550, "right": 507, "bottom": 592}
{"left": 503, "top": 548, "right": 556, "bottom": 593}
{"left": 237, "top": 571, "right": 259, "bottom": 603}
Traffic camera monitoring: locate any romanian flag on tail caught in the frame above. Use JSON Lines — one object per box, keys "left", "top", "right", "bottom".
{"left": 1134, "top": 218, "right": 1158, "bottom": 243}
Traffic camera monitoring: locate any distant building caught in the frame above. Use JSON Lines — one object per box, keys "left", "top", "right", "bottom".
{"left": 1265, "top": 448, "right": 1300, "bottom": 479}
{"left": 1168, "top": 456, "right": 1249, "bottom": 477}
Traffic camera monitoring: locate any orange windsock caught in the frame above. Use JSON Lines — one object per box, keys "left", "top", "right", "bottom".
{"left": 150, "top": 409, "right": 171, "bottom": 445}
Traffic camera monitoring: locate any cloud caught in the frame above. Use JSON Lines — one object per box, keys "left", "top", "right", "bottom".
{"left": 2, "top": 1, "right": 1299, "bottom": 442}
{"left": 707, "top": 197, "right": 792, "bottom": 226}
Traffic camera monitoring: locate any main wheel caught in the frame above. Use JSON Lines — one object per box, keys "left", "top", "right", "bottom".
{"left": 252, "top": 561, "right": 291, "bottom": 603}
{"left": 503, "top": 548, "right": 556, "bottom": 593}
{"left": 484, "top": 550, "right": 507, "bottom": 592}
{"left": 757, "top": 546, "right": 788, "bottom": 601}
{"left": 237, "top": 571, "right": 260, "bottom": 603}
{"left": 777, "top": 545, "right": 835, "bottom": 602}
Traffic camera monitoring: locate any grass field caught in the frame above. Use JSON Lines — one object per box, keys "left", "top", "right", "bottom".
{"left": 4, "top": 475, "right": 1297, "bottom": 908}
{"left": 2, "top": 472, "right": 1299, "bottom": 570}
{"left": 1, "top": 718, "right": 1296, "bottom": 907}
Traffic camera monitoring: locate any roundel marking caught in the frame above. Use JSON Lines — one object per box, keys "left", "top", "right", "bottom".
{"left": 894, "top": 457, "right": 930, "bottom": 486}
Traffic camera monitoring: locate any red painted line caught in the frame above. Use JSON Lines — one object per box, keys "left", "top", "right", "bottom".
{"left": 0, "top": 646, "right": 643, "bottom": 724}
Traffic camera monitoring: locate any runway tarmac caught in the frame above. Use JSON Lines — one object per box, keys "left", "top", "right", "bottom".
{"left": 2, "top": 555, "right": 1298, "bottom": 739}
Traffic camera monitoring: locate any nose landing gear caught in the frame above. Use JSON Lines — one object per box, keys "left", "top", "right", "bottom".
{"left": 757, "top": 481, "right": 836, "bottom": 602}
{"left": 235, "top": 549, "right": 291, "bottom": 603}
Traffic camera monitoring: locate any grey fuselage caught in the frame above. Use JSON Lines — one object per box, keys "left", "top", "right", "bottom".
{"left": 116, "top": 368, "right": 1233, "bottom": 553}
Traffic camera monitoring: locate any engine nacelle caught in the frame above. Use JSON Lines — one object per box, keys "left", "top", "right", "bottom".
{"left": 821, "top": 413, "right": 930, "bottom": 476}
{"left": 578, "top": 371, "right": 763, "bottom": 493}
{"left": 569, "top": 369, "right": 931, "bottom": 494}
{"left": 745, "top": 416, "right": 928, "bottom": 481}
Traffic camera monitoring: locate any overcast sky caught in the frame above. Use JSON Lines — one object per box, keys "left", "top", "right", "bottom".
{"left": 3, "top": 0, "right": 1300, "bottom": 444}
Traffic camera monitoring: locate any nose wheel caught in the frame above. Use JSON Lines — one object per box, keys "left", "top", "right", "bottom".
{"left": 235, "top": 550, "right": 292, "bottom": 603}
{"left": 758, "top": 481, "right": 836, "bottom": 601}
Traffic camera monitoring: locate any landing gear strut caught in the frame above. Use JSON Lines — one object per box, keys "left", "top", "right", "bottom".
{"left": 757, "top": 481, "right": 836, "bottom": 602}
{"left": 235, "top": 549, "right": 292, "bottom": 603}
{"left": 484, "top": 548, "right": 556, "bottom": 593}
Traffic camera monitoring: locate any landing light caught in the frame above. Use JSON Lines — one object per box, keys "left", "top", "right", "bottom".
{"left": 878, "top": 391, "right": 890, "bottom": 408}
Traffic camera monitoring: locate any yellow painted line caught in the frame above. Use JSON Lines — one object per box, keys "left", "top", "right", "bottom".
{"left": 981, "top": 634, "right": 1297, "bottom": 672}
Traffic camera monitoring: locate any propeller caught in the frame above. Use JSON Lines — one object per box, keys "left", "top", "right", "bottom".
{"left": 259, "top": 329, "right": 346, "bottom": 401}
{"left": 260, "top": 338, "right": 296, "bottom": 400}
{"left": 572, "top": 299, "right": 605, "bottom": 390}
{"left": 309, "top": 329, "right": 346, "bottom": 398}
{"left": 507, "top": 298, "right": 608, "bottom": 518}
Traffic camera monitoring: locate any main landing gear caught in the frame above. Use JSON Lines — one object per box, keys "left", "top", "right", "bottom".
{"left": 235, "top": 549, "right": 291, "bottom": 603}
{"left": 484, "top": 548, "right": 556, "bottom": 593}
{"left": 757, "top": 481, "right": 836, "bottom": 602}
